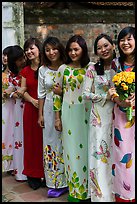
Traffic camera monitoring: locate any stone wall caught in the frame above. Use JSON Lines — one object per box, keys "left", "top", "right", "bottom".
{"left": 24, "top": 7, "right": 135, "bottom": 63}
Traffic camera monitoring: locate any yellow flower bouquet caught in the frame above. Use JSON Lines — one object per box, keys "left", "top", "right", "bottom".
{"left": 112, "top": 71, "right": 135, "bottom": 121}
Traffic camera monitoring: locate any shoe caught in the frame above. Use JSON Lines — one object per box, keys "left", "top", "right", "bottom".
{"left": 7, "top": 170, "right": 14, "bottom": 176}
{"left": 27, "top": 177, "right": 41, "bottom": 190}
{"left": 16, "top": 180, "right": 27, "bottom": 182}
{"left": 48, "top": 187, "right": 68, "bottom": 198}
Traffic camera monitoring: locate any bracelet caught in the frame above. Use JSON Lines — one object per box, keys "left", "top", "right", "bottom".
{"left": 111, "top": 93, "right": 119, "bottom": 102}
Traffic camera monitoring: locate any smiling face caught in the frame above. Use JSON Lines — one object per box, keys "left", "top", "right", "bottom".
{"left": 25, "top": 44, "right": 39, "bottom": 60}
{"left": 96, "top": 37, "right": 115, "bottom": 61}
{"left": 45, "top": 44, "right": 60, "bottom": 63}
{"left": 68, "top": 42, "right": 83, "bottom": 63}
{"left": 119, "top": 34, "right": 135, "bottom": 56}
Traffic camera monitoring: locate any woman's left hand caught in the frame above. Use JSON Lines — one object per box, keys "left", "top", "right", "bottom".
{"left": 53, "top": 83, "right": 62, "bottom": 96}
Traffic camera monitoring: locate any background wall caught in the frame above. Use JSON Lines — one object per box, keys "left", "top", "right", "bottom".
{"left": 2, "top": 2, "right": 135, "bottom": 63}
{"left": 24, "top": 2, "right": 135, "bottom": 62}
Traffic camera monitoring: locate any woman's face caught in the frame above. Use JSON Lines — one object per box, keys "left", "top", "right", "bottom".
{"left": 2, "top": 54, "right": 8, "bottom": 66}
{"left": 96, "top": 37, "right": 115, "bottom": 61}
{"left": 45, "top": 44, "right": 60, "bottom": 63}
{"left": 119, "top": 34, "right": 135, "bottom": 56}
{"left": 15, "top": 55, "right": 26, "bottom": 69}
{"left": 25, "top": 44, "right": 39, "bottom": 60}
{"left": 68, "top": 42, "right": 83, "bottom": 63}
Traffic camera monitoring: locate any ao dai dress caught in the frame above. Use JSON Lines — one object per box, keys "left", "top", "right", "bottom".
{"left": 2, "top": 71, "right": 15, "bottom": 172}
{"left": 38, "top": 65, "right": 67, "bottom": 188}
{"left": 8, "top": 72, "right": 27, "bottom": 181}
{"left": 82, "top": 65, "right": 114, "bottom": 202}
{"left": 111, "top": 58, "right": 135, "bottom": 200}
{"left": 21, "top": 66, "right": 44, "bottom": 178}
{"left": 53, "top": 64, "right": 91, "bottom": 200}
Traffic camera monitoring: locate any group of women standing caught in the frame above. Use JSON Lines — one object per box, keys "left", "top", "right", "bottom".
{"left": 2, "top": 26, "right": 135, "bottom": 202}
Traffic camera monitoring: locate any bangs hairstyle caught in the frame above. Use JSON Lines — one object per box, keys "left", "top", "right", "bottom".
{"left": 7, "top": 45, "right": 24, "bottom": 75}
{"left": 24, "top": 37, "right": 43, "bottom": 78}
{"left": 2, "top": 46, "right": 13, "bottom": 72}
{"left": 24, "top": 37, "right": 43, "bottom": 67}
{"left": 42, "top": 36, "right": 67, "bottom": 66}
{"left": 94, "top": 33, "right": 116, "bottom": 75}
{"left": 118, "top": 26, "right": 135, "bottom": 69}
{"left": 65, "top": 35, "right": 90, "bottom": 68}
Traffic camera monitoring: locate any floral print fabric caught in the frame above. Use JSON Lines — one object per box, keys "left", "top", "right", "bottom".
{"left": 82, "top": 65, "right": 115, "bottom": 202}
{"left": 53, "top": 64, "right": 91, "bottom": 200}
{"left": 8, "top": 72, "right": 27, "bottom": 181}
{"left": 111, "top": 58, "right": 135, "bottom": 200}
{"left": 2, "top": 72, "right": 14, "bottom": 172}
{"left": 38, "top": 65, "right": 67, "bottom": 188}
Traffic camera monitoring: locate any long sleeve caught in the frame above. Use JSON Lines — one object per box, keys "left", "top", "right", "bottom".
{"left": 38, "top": 66, "right": 47, "bottom": 99}
{"left": 82, "top": 65, "right": 107, "bottom": 107}
{"left": 53, "top": 64, "right": 66, "bottom": 111}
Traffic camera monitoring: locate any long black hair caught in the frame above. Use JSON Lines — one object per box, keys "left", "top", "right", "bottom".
{"left": 65, "top": 35, "right": 90, "bottom": 68}
{"left": 42, "top": 36, "right": 67, "bottom": 66}
{"left": 2, "top": 46, "right": 13, "bottom": 72}
{"left": 7, "top": 45, "right": 25, "bottom": 75}
{"left": 24, "top": 37, "right": 43, "bottom": 78}
{"left": 117, "top": 26, "right": 135, "bottom": 71}
{"left": 94, "top": 33, "right": 116, "bottom": 75}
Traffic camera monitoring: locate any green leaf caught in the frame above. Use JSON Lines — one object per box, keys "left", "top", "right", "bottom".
{"left": 79, "top": 144, "right": 83, "bottom": 148}
{"left": 77, "top": 75, "right": 83, "bottom": 84}
{"left": 73, "top": 172, "right": 77, "bottom": 178}
{"left": 58, "top": 72, "right": 61, "bottom": 77}
{"left": 81, "top": 192, "right": 88, "bottom": 199}
{"left": 79, "top": 184, "right": 85, "bottom": 194}
{"left": 75, "top": 183, "right": 80, "bottom": 188}
{"left": 75, "top": 177, "right": 79, "bottom": 183}
{"left": 79, "top": 69, "right": 86, "bottom": 75}
{"left": 78, "top": 96, "right": 82, "bottom": 103}
{"left": 64, "top": 69, "right": 70, "bottom": 76}
{"left": 73, "top": 70, "right": 79, "bottom": 76}
{"left": 68, "top": 130, "right": 71, "bottom": 135}
{"left": 69, "top": 181, "right": 74, "bottom": 192}
{"left": 83, "top": 166, "right": 87, "bottom": 172}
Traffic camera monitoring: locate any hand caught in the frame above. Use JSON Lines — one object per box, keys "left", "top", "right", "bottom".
{"left": 17, "top": 87, "right": 27, "bottom": 97}
{"left": 31, "top": 98, "right": 39, "bottom": 108}
{"left": 55, "top": 118, "right": 62, "bottom": 132}
{"left": 53, "top": 83, "right": 62, "bottom": 96}
{"left": 117, "top": 93, "right": 135, "bottom": 108}
{"left": 124, "top": 93, "right": 135, "bottom": 107}
{"left": 12, "top": 91, "right": 21, "bottom": 99}
{"left": 107, "top": 87, "right": 117, "bottom": 100}
{"left": 38, "top": 115, "right": 45, "bottom": 128}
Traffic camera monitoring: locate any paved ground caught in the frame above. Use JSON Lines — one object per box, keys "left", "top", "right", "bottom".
{"left": 2, "top": 172, "right": 69, "bottom": 202}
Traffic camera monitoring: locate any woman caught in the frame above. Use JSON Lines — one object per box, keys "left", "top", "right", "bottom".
{"left": 7, "top": 45, "right": 27, "bottom": 182}
{"left": 53, "top": 35, "right": 92, "bottom": 202}
{"left": 38, "top": 36, "right": 68, "bottom": 197}
{"left": 2, "top": 46, "right": 15, "bottom": 174}
{"left": 109, "top": 26, "right": 135, "bottom": 202}
{"left": 19, "top": 37, "right": 45, "bottom": 190}
{"left": 82, "top": 33, "right": 116, "bottom": 202}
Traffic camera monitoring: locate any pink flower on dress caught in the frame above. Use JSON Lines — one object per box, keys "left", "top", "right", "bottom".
{"left": 86, "top": 69, "right": 93, "bottom": 78}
